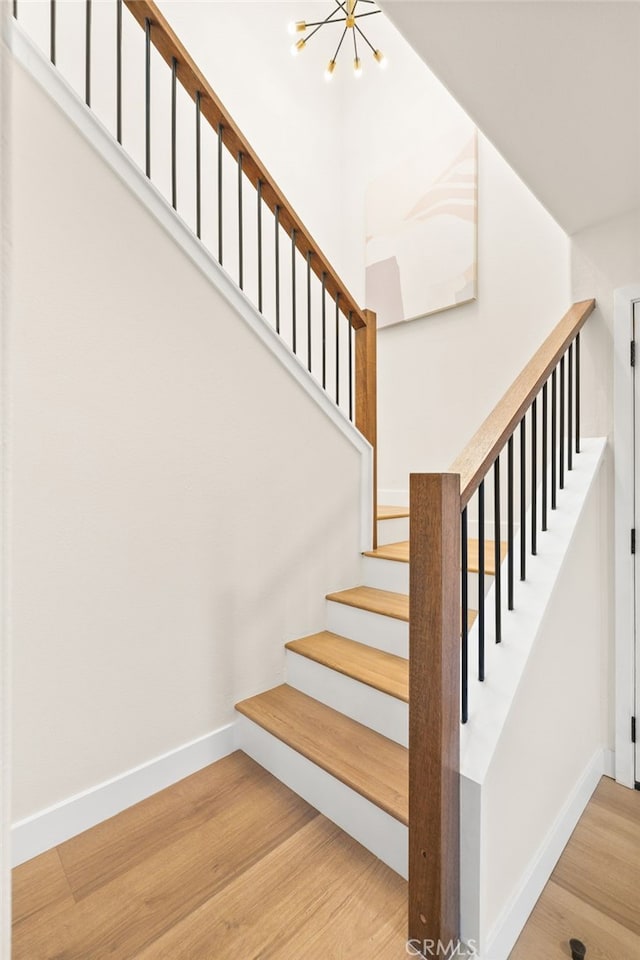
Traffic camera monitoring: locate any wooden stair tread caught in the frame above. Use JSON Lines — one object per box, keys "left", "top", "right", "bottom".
{"left": 325, "top": 586, "right": 477, "bottom": 630}
{"left": 376, "top": 505, "right": 410, "bottom": 520}
{"left": 286, "top": 631, "right": 409, "bottom": 702}
{"left": 363, "top": 538, "right": 508, "bottom": 576}
{"left": 235, "top": 685, "right": 408, "bottom": 824}
{"left": 326, "top": 586, "right": 409, "bottom": 621}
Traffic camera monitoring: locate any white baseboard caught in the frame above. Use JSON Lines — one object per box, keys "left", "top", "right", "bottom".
{"left": 482, "top": 747, "right": 613, "bottom": 960}
{"left": 11, "top": 722, "right": 237, "bottom": 866}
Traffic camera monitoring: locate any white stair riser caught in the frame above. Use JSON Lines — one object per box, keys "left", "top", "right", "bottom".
{"left": 236, "top": 714, "right": 408, "bottom": 878}
{"left": 377, "top": 517, "right": 409, "bottom": 544}
{"left": 361, "top": 556, "right": 409, "bottom": 593}
{"left": 286, "top": 650, "right": 408, "bottom": 747}
{"left": 325, "top": 600, "right": 408, "bottom": 657}
{"left": 361, "top": 560, "right": 497, "bottom": 600}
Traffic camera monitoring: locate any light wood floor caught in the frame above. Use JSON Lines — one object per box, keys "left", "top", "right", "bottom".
{"left": 12, "top": 758, "right": 640, "bottom": 959}
{"left": 12, "top": 751, "right": 409, "bottom": 959}
{"left": 511, "top": 775, "right": 640, "bottom": 959}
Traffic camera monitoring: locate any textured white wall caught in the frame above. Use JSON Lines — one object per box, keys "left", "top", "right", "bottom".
{"left": 10, "top": 60, "right": 363, "bottom": 820}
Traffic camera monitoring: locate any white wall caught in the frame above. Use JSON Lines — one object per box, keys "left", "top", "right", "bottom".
{"left": 482, "top": 457, "right": 609, "bottom": 951}
{"left": 10, "top": 59, "right": 364, "bottom": 821}
{"left": 1, "top": 4, "right": 11, "bottom": 956}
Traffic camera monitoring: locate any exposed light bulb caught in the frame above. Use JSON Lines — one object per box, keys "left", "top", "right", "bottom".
{"left": 373, "top": 49, "right": 387, "bottom": 69}
{"left": 353, "top": 57, "right": 362, "bottom": 77}
{"left": 291, "top": 38, "right": 306, "bottom": 56}
{"left": 288, "top": 20, "right": 306, "bottom": 34}
{"left": 324, "top": 59, "right": 336, "bottom": 81}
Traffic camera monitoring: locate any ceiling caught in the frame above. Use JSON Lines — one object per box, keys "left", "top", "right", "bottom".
{"left": 380, "top": 0, "right": 640, "bottom": 235}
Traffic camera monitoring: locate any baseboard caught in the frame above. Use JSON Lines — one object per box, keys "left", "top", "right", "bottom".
{"left": 482, "top": 746, "right": 612, "bottom": 960}
{"left": 11, "top": 722, "right": 237, "bottom": 866}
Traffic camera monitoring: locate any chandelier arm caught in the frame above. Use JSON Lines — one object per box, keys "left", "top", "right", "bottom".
{"left": 331, "top": 25, "right": 349, "bottom": 62}
{"left": 304, "top": 17, "right": 347, "bottom": 28}
{"left": 354, "top": 22, "right": 377, "bottom": 53}
{"left": 305, "top": 7, "right": 348, "bottom": 42}
{"left": 352, "top": 25, "right": 358, "bottom": 59}
{"left": 354, "top": 10, "right": 382, "bottom": 20}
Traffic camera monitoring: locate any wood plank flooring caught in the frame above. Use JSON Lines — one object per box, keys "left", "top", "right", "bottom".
{"left": 511, "top": 776, "right": 640, "bottom": 959}
{"left": 12, "top": 761, "right": 640, "bottom": 960}
{"left": 12, "top": 751, "right": 408, "bottom": 960}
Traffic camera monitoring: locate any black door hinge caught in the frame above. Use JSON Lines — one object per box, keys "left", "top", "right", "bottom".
{"left": 632, "top": 529, "right": 636, "bottom": 554}
{"left": 633, "top": 717, "right": 637, "bottom": 743}
{"left": 632, "top": 340, "right": 636, "bottom": 366}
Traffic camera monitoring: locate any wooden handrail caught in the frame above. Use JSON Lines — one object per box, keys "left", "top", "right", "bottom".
{"left": 450, "top": 299, "right": 595, "bottom": 508}
{"left": 123, "top": 0, "right": 366, "bottom": 329}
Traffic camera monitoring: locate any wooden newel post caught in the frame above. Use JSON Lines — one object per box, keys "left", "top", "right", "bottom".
{"left": 409, "top": 473, "right": 461, "bottom": 954}
{"left": 356, "top": 309, "right": 377, "bottom": 548}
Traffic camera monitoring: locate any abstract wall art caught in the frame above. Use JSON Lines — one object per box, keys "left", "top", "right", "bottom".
{"left": 365, "top": 121, "right": 478, "bottom": 328}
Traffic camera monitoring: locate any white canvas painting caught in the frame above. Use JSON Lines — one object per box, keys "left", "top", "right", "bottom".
{"left": 365, "top": 122, "right": 478, "bottom": 328}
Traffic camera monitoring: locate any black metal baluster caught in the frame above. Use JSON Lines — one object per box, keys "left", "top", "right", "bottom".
{"left": 461, "top": 507, "right": 469, "bottom": 723}
{"left": 576, "top": 334, "right": 581, "bottom": 454}
{"left": 116, "top": 0, "right": 122, "bottom": 143}
{"left": 321, "top": 274, "right": 327, "bottom": 390}
{"left": 170, "top": 58, "right": 177, "bottom": 209}
{"left": 195, "top": 92, "right": 202, "bottom": 239}
{"left": 257, "top": 181, "right": 263, "bottom": 313}
{"left": 531, "top": 399, "right": 537, "bottom": 556}
{"left": 335, "top": 294, "right": 340, "bottom": 406}
{"left": 50, "top": 0, "right": 56, "bottom": 64}
{"left": 542, "top": 383, "right": 548, "bottom": 532}
{"left": 237, "top": 152, "right": 243, "bottom": 288}
{"left": 494, "top": 457, "right": 502, "bottom": 644}
{"left": 217, "top": 124, "right": 223, "bottom": 265}
{"left": 551, "top": 368, "right": 557, "bottom": 509}
{"left": 478, "top": 481, "right": 485, "bottom": 681}
{"left": 508, "top": 435, "right": 514, "bottom": 611}
{"left": 520, "top": 417, "right": 526, "bottom": 581}
{"left": 86, "top": 0, "right": 93, "bottom": 107}
{"left": 144, "top": 16, "right": 150, "bottom": 176}
{"left": 274, "top": 206, "right": 280, "bottom": 334}
{"left": 307, "top": 252, "right": 312, "bottom": 372}
{"left": 291, "top": 230, "right": 297, "bottom": 354}
{"left": 568, "top": 343, "right": 573, "bottom": 471}
{"left": 348, "top": 313, "right": 353, "bottom": 421}
{"left": 559, "top": 355, "right": 565, "bottom": 489}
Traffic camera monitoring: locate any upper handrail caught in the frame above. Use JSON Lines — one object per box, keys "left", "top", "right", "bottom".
{"left": 123, "top": 0, "right": 367, "bottom": 330}
{"left": 450, "top": 299, "right": 596, "bottom": 508}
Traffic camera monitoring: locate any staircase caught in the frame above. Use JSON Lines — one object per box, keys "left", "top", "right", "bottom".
{"left": 235, "top": 505, "right": 504, "bottom": 878}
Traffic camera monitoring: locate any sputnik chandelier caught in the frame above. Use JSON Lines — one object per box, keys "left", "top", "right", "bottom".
{"left": 289, "top": 0, "right": 386, "bottom": 80}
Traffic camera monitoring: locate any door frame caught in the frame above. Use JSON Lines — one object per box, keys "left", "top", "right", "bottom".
{"left": 614, "top": 285, "right": 640, "bottom": 789}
